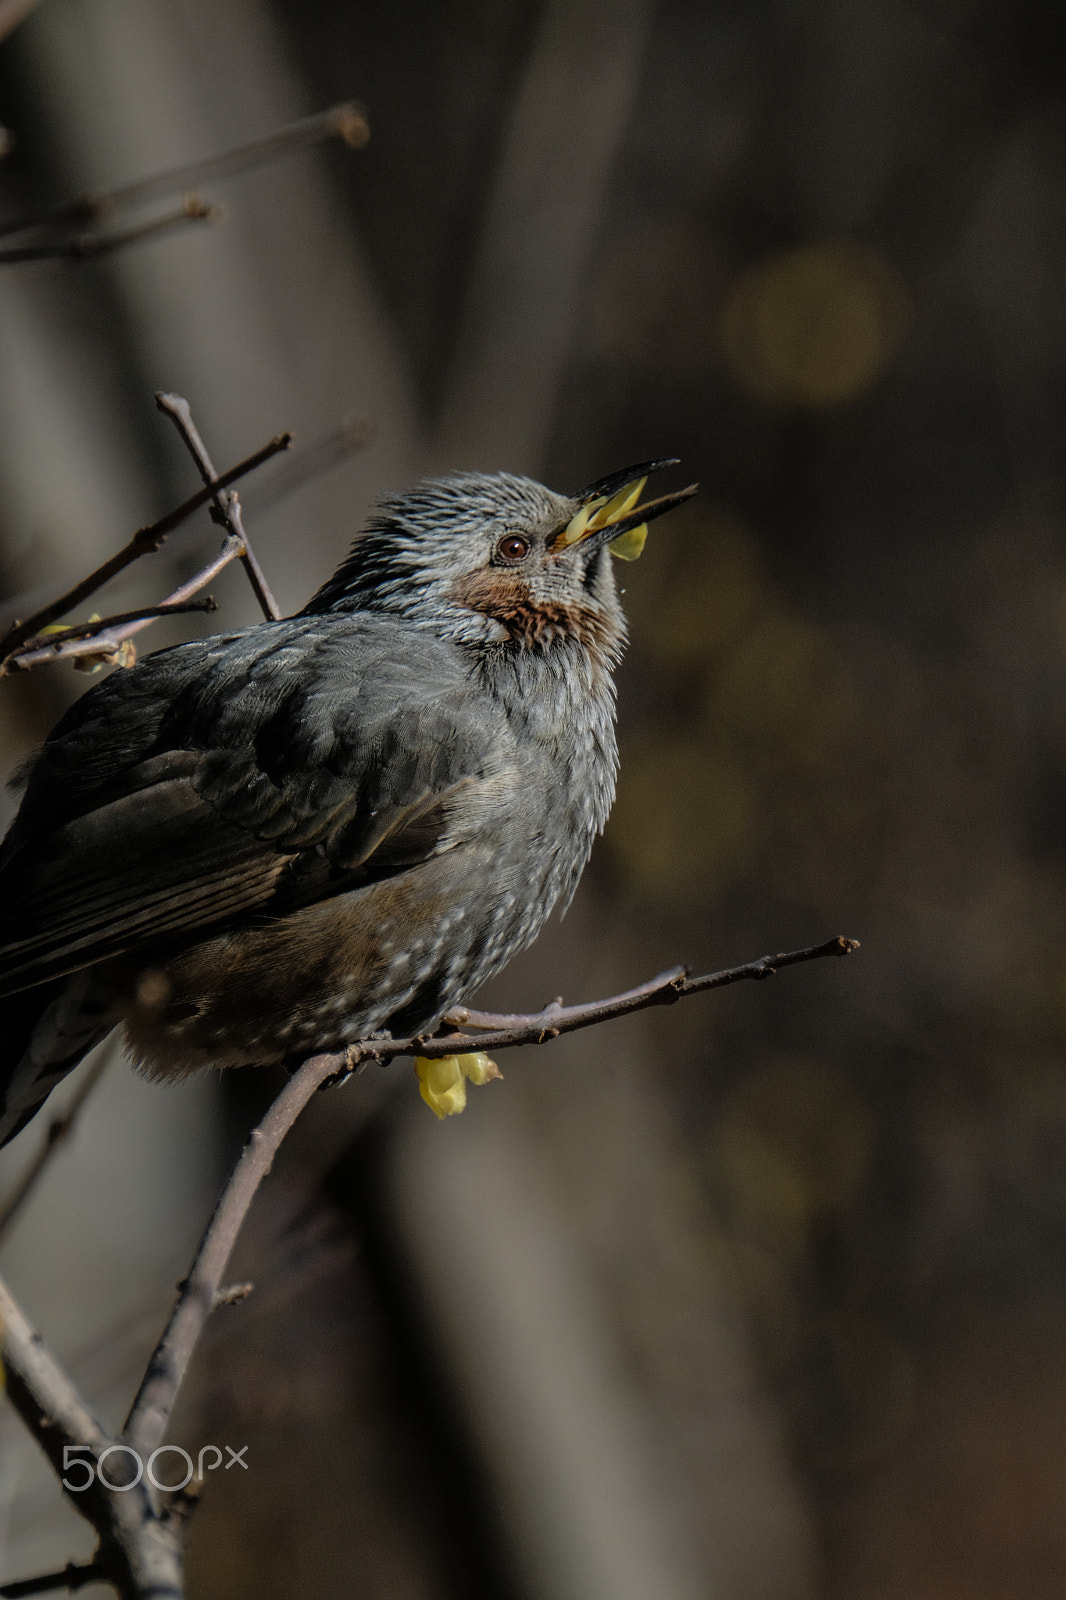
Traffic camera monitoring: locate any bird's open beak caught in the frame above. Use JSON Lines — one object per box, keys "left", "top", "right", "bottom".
{"left": 552, "top": 458, "right": 698, "bottom": 562}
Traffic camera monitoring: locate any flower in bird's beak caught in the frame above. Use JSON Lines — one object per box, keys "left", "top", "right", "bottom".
{"left": 554, "top": 458, "right": 698, "bottom": 562}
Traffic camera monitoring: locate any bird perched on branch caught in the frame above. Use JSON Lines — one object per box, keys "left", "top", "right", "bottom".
{"left": 0, "top": 461, "right": 695, "bottom": 1144}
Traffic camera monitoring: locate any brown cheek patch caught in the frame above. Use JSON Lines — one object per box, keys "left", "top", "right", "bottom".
{"left": 449, "top": 570, "right": 612, "bottom": 652}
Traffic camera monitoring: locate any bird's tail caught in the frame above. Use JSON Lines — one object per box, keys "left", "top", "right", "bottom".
{"left": 0, "top": 976, "right": 116, "bottom": 1148}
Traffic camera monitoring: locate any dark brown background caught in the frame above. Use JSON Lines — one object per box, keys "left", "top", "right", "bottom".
{"left": 2, "top": 3, "right": 1066, "bottom": 1597}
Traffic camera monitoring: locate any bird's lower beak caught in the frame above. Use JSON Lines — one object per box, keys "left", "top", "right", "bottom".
{"left": 552, "top": 459, "right": 698, "bottom": 562}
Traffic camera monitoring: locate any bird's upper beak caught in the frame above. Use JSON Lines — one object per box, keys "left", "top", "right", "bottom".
{"left": 551, "top": 458, "right": 698, "bottom": 562}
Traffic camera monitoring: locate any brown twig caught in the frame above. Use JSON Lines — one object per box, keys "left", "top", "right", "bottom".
{"left": 0, "top": 1276, "right": 111, "bottom": 1469}
{"left": 13, "top": 598, "right": 216, "bottom": 658}
{"left": 121, "top": 935, "right": 856, "bottom": 1456}
{"left": 0, "top": 102, "right": 368, "bottom": 243}
{"left": 446, "top": 966, "right": 688, "bottom": 1031}
{"left": 380, "top": 935, "right": 860, "bottom": 1060}
{"left": 156, "top": 393, "right": 280, "bottom": 621}
{"left": 122, "top": 1050, "right": 342, "bottom": 1455}
{"left": 0, "top": 431, "right": 291, "bottom": 664}
{"left": 6, "top": 538, "right": 244, "bottom": 671}
{"left": 142, "top": 433, "right": 292, "bottom": 544}
{"left": 0, "top": 197, "right": 219, "bottom": 266}
{"left": 0, "top": 934, "right": 857, "bottom": 1595}
{"left": 0, "top": 1272, "right": 187, "bottom": 1598}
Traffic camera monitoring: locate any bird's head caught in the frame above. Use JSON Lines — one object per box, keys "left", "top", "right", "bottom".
{"left": 302, "top": 462, "right": 697, "bottom": 663}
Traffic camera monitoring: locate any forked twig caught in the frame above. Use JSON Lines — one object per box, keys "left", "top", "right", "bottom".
{"left": 156, "top": 393, "right": 280, "bottom": 621}
{"left": 398, "top": 936, "right": 859, "bottom": 1057}
{"left": 0, "top": 197, "right": 219, "bottom": 266}
{"left": 0, "top": 366, "right": 860, "bottom": 1596}
{"left": 0, "top": 429, "right": 291, "bottom": 665}
{"left": 6, "top": 540, "right": 242, "bottom": 671}
{"left": 0, "top": 102, "right": 368, "bottom": 243}
{"left": 0, "top": 908, "right": 857, "bottom": 1596}
{"left": 121, "top": 935, "right": 858, "bottom": 1456}
{"left": 14, "top": 598, "right": 217, "bottom": 659}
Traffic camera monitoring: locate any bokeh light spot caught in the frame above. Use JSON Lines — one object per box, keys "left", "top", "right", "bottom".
{"left": 720, "top": 242, "right": 910, "bottom": 407}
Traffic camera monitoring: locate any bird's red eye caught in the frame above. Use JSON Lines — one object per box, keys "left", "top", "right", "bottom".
{"left": 496, "top": 534, "right": 530, "bottom": 562}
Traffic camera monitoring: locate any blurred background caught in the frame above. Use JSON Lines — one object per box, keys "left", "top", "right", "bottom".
{"left": 1, "top": 1, "right": 1066, "bottom": 1596}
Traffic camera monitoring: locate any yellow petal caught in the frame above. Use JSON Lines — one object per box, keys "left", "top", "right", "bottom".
{"left": 41, "top": 611, "right": 102, "bottom": 639}
{"left": 415, "top": 1055, "right": 467, "bottom": 1119}
{"left": 609, "top": 522, "right": 648, "bottom": 561}
{"left": 414, "top": 1051, "right": 504, "bottom": 1117}
{"left": 459, "top": 1051, "right": 502, "bottom": 1086}
{"left": 559, "top": 502, "right": 596, "bottom": 547}
{"left": 588, "top": 476, "right": 647, "bottom": 531}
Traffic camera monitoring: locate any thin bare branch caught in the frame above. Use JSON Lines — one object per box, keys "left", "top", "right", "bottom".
{"left": 0, "top": 431, "right": 290, "bottom": 663}
{"left": 0, "top": 197, "right": 219, "bottom": 265}
{"left": 7, "top": 537, "right": 244, "bottom": 671}
{"left": 0, "top": 102, "right": 369, "bottom": 243}
{"left": 0, "top": 1272, "right": 112, "bottom": 1467}
{"left": 0, "top": 932, "right": 857, "bottom": 1596}
{"left": 121, "top": 935, "right": 857, "bottom": 1457}
{"left": 447, "top": 965, "right": 689, "bottom": 1031}
{"left": 156, "top": 393, "right": 281, "bottom": 621}
{"left": 123, "top": 1051, "right": 342, "bottom": 1456}
{"left": 12, "top": 598, "right": 216, "bottom": 660}
{"left": 372, "top": 935, "right": 861, "bottom": 1061}
{"left": 0, "top": 1270, "right": 187, "bottom": 1596}
{"left": 144, "top": 433, "right": 292, "bottom": 543}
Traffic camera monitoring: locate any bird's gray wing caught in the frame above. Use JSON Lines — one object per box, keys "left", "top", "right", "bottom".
{"left": 0, "top": 621, "right": 508, "bottom": 996}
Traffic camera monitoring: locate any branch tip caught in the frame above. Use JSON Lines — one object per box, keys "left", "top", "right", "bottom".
{"left": 213, "top": 1281, "right": 255, "bottom": 1308}
{"left": 155, "top": 392, "right": 281, "bottom": 620}
{"left": 333, "top": 102, "right": 370, "bottom": 148}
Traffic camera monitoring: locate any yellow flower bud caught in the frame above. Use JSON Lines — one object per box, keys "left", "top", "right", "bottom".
{"left": 415, "top": 1055, "right": 467, "bottom": 1118}
{"left": 414, "top": 1051, "right": 503, "bottom": 1117}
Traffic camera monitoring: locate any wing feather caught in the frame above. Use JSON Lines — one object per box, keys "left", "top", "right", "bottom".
{"left": 0, "top": 619, "right": 511, "bottom": 996}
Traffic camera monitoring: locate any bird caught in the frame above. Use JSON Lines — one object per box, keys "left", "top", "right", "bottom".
{"left": 0, "top": 460, "right": 696, "bottom": 1145}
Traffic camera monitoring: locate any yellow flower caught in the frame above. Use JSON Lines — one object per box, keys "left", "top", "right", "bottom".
{"left": 39, "top": 616, "right": 137, "bottom": 673}
{"left": 414, "top": 1051, "right": 502, "bottom": 1118}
